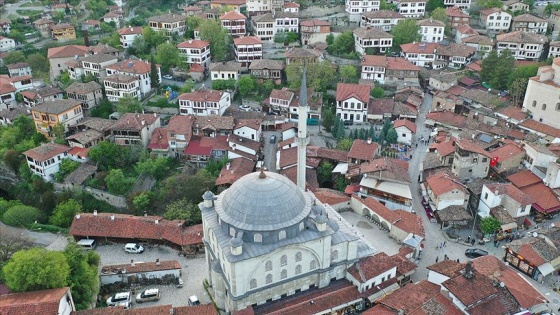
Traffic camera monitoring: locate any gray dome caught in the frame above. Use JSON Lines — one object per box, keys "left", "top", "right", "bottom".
{"left": 217, "top": 171, "right": 309, "bottom": 231}
{"left": 316, "top": 213, "right": 328, "bottom": 224}
{"left": 203, "top": 190, "right": 215, "bottom": 200}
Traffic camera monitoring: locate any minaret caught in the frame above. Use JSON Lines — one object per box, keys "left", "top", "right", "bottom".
{"left": 296, "top": 67, "right": 310, "bottom": 190}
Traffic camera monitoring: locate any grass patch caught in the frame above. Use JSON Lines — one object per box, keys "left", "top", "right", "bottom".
{"left": 16, "top": 9, "right": 43, "bottom": 16}
{"left": 20, "top": 1, "right": 42, "bottom": 7}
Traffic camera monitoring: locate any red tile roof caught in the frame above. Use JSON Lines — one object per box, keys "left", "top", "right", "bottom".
{"left": 507, "top": 169, "right": 541, "bottom": 188}
{"left": 177, "top": 39, "right": 209, "bottom": 49}
{"left": 426, "top": 171, "right": 466, "bottom": 196}
{"left": 234, "top": 118, "right": 262, "bottom": 131}
{"left": 68, "top": 146, "right": 88, "bottom": 158}
{"left": 336, "top": 83, "right": 371, "bottom": 103}
{"left": 489, "top": 142, "right": 524, "bottom": 162}
{"left": 519, "top": 119, "right": 560, "bottom": 138}
{"left": 215, "top": 158, "right": 256, "bottom": 186}
{"left": 393, "top": 210, "right": 425, "bottom": 238}
{"left": 347, "top": 253, "right": 396, "bottom": 282}
{"left": 47, "top": 45, "right": 89, "bottom": 59}
{"left": 117, "top": 26, "right": 143, "bottom": 35}
{"left": 148, "top": 127, "right": 169, "bottom": 150}
{"left": 233, "top": 36, "right": 262, "bottom": 45}
{"left": 496, "top": 106, "right": 527, "bottom": 121}
{"left": 0, "top": 287, "right": 70, "bottom": 315}
{"left": 220, "top": 11, "right": 246, "bottom": 20}
{"left": 442, "top": 268, "right": 499, "bottom": 307}
{"left": 184, "top": 135, "right": 228, "bottom": 156}
{"left": 174, "top": 305, "right": 218, "bottom": 315}
{"left": 106, "top": 59, "right": 154, "bottom": 75}
{"left": 179, "top": 88, "right": 227, "bottom": 102}
{"left": 425, "top": 111, "right": 467, "bottom": 128}
{"left": 520, "top": 183, "right": 560, "bottom": 212}
{"left": 69, "top": 213, "right": 203, "bottom": 246}
{"left": 279, "top": 166, "right": 319, "bottom": 191}
{"left": 407, "top": 293, "right": 464, "bottom": 315}
{"left": 167, "top": 115, "right": 195, "bottom": 142}
{"left": 101, "top": 260, "right": 181, "bottom": 274}
{"left": 354, "top": 195, "right": 400, "bottom": 222}
{"left": 300, "top": 19, "right": 330, "bottom": 27}
{"left": 455, "top": 138, "right": 491, "bottom": 157}
{"left": 484, "top": 183, "right": 535, "bottom": 205}
{"left": 400, "top": 42, "right": 438, "bottom": 54}
{"left": 313, "top": 188, "right": 350, "bottom": 205}
{"left": 430, "top": 137, "right": 456, "bottom": 157}
{"left": 393, "top": 119, "right": 417, "bottom": 133}
{"left": 348, "top": 139, "right": 378, "bottom": 161}
{"left": 377, "top": 280, "right": 441, "bottom": 313}
{"left": 358, "top": 158, "right": 410, "bottom": 182}
{"left": 23, "top": 143, "right": 72, "bottom": 162}
{"left": 427, "top": 260, "right": 466, "bottom": 278}
{"left": 112, "top": 113, "right": 159, "bottom": 132}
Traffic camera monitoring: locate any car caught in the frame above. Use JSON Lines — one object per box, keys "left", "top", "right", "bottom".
{"left": 188, "top": 295, "right": 200, "bottom": 306}
{"left": 162, "top": 75, "right": 173, "bottom": 80}
{"left": 107, "top": 292, "right": 132, "bottom": 308}
{"left": 464, "top": 248, "right": 488, "bottom": 259}
{"left": 343, "top": 120, "right": 353, "bottom": 126}
{"left": 136, "top": 288, "right": 160, "bottom": 303}
{"left": 176, "top": 77, "right": 186, "bottom": 82}
{"left": 77, "top": 239, "right": 97, "bottom": 250}
{"left": 124, "top": 243, "right": 144, "bottom": 254}
{"left": 270, "top": 135, "right": 276, "bottom": 143}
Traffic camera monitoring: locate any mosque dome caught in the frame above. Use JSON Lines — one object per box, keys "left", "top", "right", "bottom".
{"left": 217, "top": 171, "right": 309, "bottom": 232}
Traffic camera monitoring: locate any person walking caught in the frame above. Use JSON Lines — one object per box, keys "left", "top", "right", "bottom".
{"left": 443, "top": 241, "right": 447, "bottom": 247}
{"left": 467, "top": 235, "right": 471, "bottom": 243}
{"left": 435, "top": 256, "right": 439, "bottom": 263}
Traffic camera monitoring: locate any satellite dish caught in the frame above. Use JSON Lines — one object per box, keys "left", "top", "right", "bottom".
{"left": 552, "top": 223, "right": 555, "bottom": 228}
{"left": 533, "top": 232, "right": 538, "bottom": 237}
{"left": 499, "top": 282, "right": 505, "bottom": 288}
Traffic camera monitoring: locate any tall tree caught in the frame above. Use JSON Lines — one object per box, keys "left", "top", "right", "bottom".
{"left": 322, "top": 110, "right": 335, "bottom": 132}
{"left": 105, "top": 169, "right": 132, "bottom": 195}
{"left": 3, "top": 248, "right": 69, "bottom": 292}
{"left": 155, "top": 43, "right": 181, "bottom": 73}
{"left": 339, "top": 65, "right": 358, "bottom": 83}
{"left": 50, "top": 199, "right": 82, "bottom": 228}
{"left": 478, "top": 0, "right": 503, "bottom": 8}
{"left": 63, "top": 244, "right": 99, "bottom": 310}
{"left": 3, "top": 51, "right": 25, "bottom": 65}
{"left": 317, "top": 161, "right": 334, "bottom": 184}
{"left": 27, "top": 53, "right": 49, "bottom": 76}
{"left": 426, "top": 0, "right": 444, "bottom": 12}
{"left": 430, "top": 7, "right": 447, "bottom": 22}
{"left": 386, "top": 127, "right": 398, "bottom": 144}
{"left": 149, "top": 54, "right": 160, "bottom": 89}
{"left": 392, "top": 20, "right": 421, "bottom": 48}
{"left": 88, "top": 141, "right": 125, "bottom": 170}
{"left": 163, "top": 198, "right": 202, "bottom": 225}
{"left": 509, "top": 78, "right": 528, "bottom": 106}
{"left": 327, "top": 31, "right": 355, "bottom": 56}
{"left": 199, "top": 19, "right": 229, "bottom": 61}
{"left": 237, "top": 76, "right": 256, "bottom": 99}
{"left": 481, "top": 49, "right": 515, "bottom": 90}
{"left": 286, "top": 61, "right": 336, "bottom": 92}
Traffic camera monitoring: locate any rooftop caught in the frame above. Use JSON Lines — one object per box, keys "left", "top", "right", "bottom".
{"left": 0, "top": 287, "right": 70, "bottom": 315}
{"left": 336, "top": 83, "right": 371, "bottom": 103}
{"left": 496, "top": 31, "right": 548, "bottom": 44}
{"left": 32, "top": 99, "right": 82, "bottom": 115}
{"left": 353, "top": 27, "right": 393, "bottom": 39}
{"left": 348, "top": 139, "right": 378, "bottom": 161}
{"left": 112, "top": 113, "right": 159, "bottom": 132}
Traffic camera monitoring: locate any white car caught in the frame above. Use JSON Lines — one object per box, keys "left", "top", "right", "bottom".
{"left": 162, "top": 75, "right": 173, "bottom": 80}
{"left": 107, "top": 292, "right": 132, "bottom": 308}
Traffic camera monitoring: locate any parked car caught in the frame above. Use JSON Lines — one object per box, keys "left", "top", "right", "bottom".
{"left": 162, "top": 74, "right": 173, "bottom": 80}
{"left": 464, "top": 248, "right": 488, "bottom": 258}
{"left": 270, "top": 135, "right": 276, "bottom": 143}
{"left": 107, "top": 292, "right": 132, "bottom": 308}
{"left": 188, "top": 295, "right": 200, "bottom": 306}
{"left": 136, "top": 288, "right": 160, "bottom": 303}
{"left": 77, "top": 239, "right": 97, "bottom": 250}
{"left": 124, "top": 243, "right": 144, "bottom": 254}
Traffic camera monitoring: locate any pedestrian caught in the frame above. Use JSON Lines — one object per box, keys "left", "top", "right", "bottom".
{"left": 444, "top": 254, "right": 448, "bottom": 260}
{"left": 443, "top": 241, "right": 447, "bottom": 247}
{"left": 416, "top": 143, "right": 418, "bottom": 148}
{"left": 435, "top": 256, "right": 439, "bottom": 263}
{"left": 467, "top": 235, "right": 471, "bottom": 243}
{"left": 471, "top": 239, "right": 475, "bottom": 246}
{"left": 456, "top": 258, "right": 460, "bottom": 262}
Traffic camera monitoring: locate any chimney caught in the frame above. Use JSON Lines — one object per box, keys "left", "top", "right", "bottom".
{"left": 367, "top": 138, "right": 372, "bottom": 144}
{"left": 494, "top": 188, "right": 499, "bottom": 196}
{"left": 226, "top": 162, "right": 231, "bottom": 170}
{"left": 155, "top": 219, "right": 159, "bottom": 225}
{"left": 131, "top": 259, "right": 135, "bottom": 267}
{"left": 156, "top": 258, "right": 160, "bottom": 265}
{"left": 93, "top": 210, "right": 98, "bottom": 216}
{"left": 76, "top": 214, "right": 81, "bottom": 219}
{"left": 189, "top": 39, "right": 193, "bottom": 43}
{"left": 464, "top": 261, "right": 474, "bottom": 279}
{"left": 110, "top": 215, "right": 115, "bottom": 221}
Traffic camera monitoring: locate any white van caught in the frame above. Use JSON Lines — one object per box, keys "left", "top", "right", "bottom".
{"left": 188, "top": 295, "right": 200, "bottom": 306}
{"left": 124, "top": 243, "right": 144, "bottom": 254}
{"left": 77, "top": 239, "right": 97, "bottom": 250}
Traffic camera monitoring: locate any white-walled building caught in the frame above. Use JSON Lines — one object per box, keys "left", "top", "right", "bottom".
{"left": 177, "top": 39, "right": 211, "bottom": 68}
{"left": 234, "top": 118, "right": 263, "bottom": 141}
{"left": 102, "top": 11, "right": 123, "bottom": 28}
{"left": 105, "top": 59, "right": 161, "bottom": 98}
{"left": 220, "top": 11, "right": 247, "bottom": 37}
{"left": 522, "top": 58, "right": 560, "bottom": 129}
{"left": 523, "top": 142, "right": 559, "bottom": 176}
{"left": 23, "top": 143, "right": 73, "bottom": 181}
{"left": 117, "top": 26, "right": 143, "bottom": 49}
{"left": 335, "top": 83, "right": 371, "bottom": 123}
{"left": 345, "top": 0, "right": 380, "bottom": 22}
{"left": 496, "top": 31, "right": 547, "bottom": 61}
{"left": 300, "top": 19, "right": 331, "bottom": 45}
{"left": 148, "top": 13, "right": 186, "bottom": 36}
{"left": 111, "top": 112, "right": 161, "bottom": 147}
{"left": 210, "top": 61, "right": 241, "bottom": 81}
{"left": 425, "top": 171, "right": 469, "bottom": 211}
{"left": 360, "top": 10, "right": 405, "bottom": 31}
{"left": 103, "top": 74, "right": 140, "bottom": 102}
{"left": 512, "top": 13, "right": 548, "bottom": 34}
{"left": 66, "top": 53, "right": 119, "bottom": 80}
{"left": 360, "top": 55, "right": 420, "bottom": 86}
{"left": 443, "top": 0, "right": 470, "bottom": 11}
{"left": 396, "top": 0, "right": 426, "bottom": 18}
{"left": 233, "top": 36, "right": 263, "bottom": 66}
{"left": 7, "top": 62, "right": 31, "bottom": 78}
{"left": 478, "top": 183, "right": 534, "bottom": 225}
{"left": 353, "top": 27, "right": 393, "bottom": 55}
{"left": 65, "top": 81, "right": 104, "bottom": 110}
{"left": 274, "top": 11, "right": 299, "bottom": 35}
{"left": 400, "top": 42, "right": 437, "bottom": 67}
{"left": 417, "top": 18, "right": 445, "bottom": 43}
{"left": 178, "top": 87, "right": 231, "bottom": 116}
{"left": 0, "top": 36, "right": 16, "bottom": 52}
{"left": 549, "top": 42, "right": 560, "bottom": 59}
{"left": 251, "top": 13, "right": 275, "bottom": 41}
{"left": 0, "top": 287, "right": 75, "bottom": 315}
{"left": 393, "top": 119, "right": 417, "bottom": 145}
{"left": 462, "top": 35, "right": 493, "bottom": 58}
{"left": 479, "top": 8, "right": 512, "bottom": 32}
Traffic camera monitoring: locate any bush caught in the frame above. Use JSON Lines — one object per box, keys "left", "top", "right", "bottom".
{"left": 2, "top": 205, "right": 44, "bottom": 228}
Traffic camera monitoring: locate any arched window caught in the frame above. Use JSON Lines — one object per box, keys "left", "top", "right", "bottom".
{"left": 265, "top": 260, "right": 272, "bottom": 271}
{"left": 296, "top": 264, "right": 302, "bottom": 274}
{"left": 331, "top": 250, "right": 339, "bottom": 262}
{"left": 250, "top": 278, "right": 257, "bottom": 289}
{"left": 279, "top": 230, "right": 286, "bottom": 240}
{"left": 532, "top": 100, "right": 537, "bottom": 107}
{"left": 556, "top": 102, "right": 560, "bottom": 111}
{"left": 266, "top": 274, "right": 272, "bottom": 284}
{"left": 299, "top": 222, "right": 304, "bottom": 231}
{"left": 281, "top": 269, "right": 287, "bottom": 279}
{"left": 310, "top": 260, "right": 317, "bottom": 270}
{"left": 295, "top": 251, "right": 302, "bottom": 262}
{"left": 542, "top": 104, "right": 547, "bottom": 110}
{"left": 229, "top": 227, "right": 236, "bottom": 237}
{"left": 254, "top": 233, "right": 262, "bottom": 243}
{"left": 281, "top": 254, "right": 287, "bottom": 266}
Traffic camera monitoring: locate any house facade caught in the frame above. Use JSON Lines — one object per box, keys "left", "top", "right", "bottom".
{"left": 396, "top": 0, "right": 426, "bottom": 18}
{"left": 50, "top": 24, "right": 76, "bottom": 41}
{"left": 31, "top": 99, "right": 84, "bottom": 137}
{"left": 478, "top": 183, "right": 534, "bottom": 225}
{"left": 210, "top": 61, "right": 241, "bottom": 81}
{"left": 103, "top": 74, "right": 141, "bottom": 102}
{"left": 336, "top": 83, "right": 371, "bottom": 123}
{"left": 233, "top": 36, "right": 263, "bottom": 66}
{"left": 65, "top": 81, "right": 103, "bottom": 110}
{"left": 353, "top": 27, "right": 393, "bottom": 55}
{"left": 0, "top": 36, "right": 15, "bottom": 52}
{"left": 23, "top": 143, "right": 72, "bottom": 181}
{"left": 66, "top": 53, "right": 119, "bottom": 80}
{"left": 451, "top": 139, "right": 491, "bottom": 181}
{"left": 417, "top": 18, "right": 445, "bottom": 43}
{"left": 496, "top": 31, "right": 548, "bottom": 61}
{"left": 522, "top": 59, "right": 560, "bottom": 129}
{"left": 105, "top": 59, "right": 161, "bottom": 98}
{"left": 345, "top": 0, "right": 380, "bottom": 22}
{"left": 7, "top": 62, "right": 31, "bottom": 77}
{"left": 178, "top": 39, "right": 211, "bottom": 67}
{"left": 443, "top": 0, "right": 470, "bottom": 11}
{"left": 178, "top": 88, "right": 232, "bottom": 116}
{"left": 446, "top": 6, "right": 470, "bottom": 28}
{"left": 118, "top": 26, "right": 143, "bottom": 48}
{"left": 400, "top": 42, "right": 437, "bottom": 68}
{"left": 111, "top": 113, "right": 161, "bottom": 147}
{"left": 512, "top": 13, "right": 548, "bottom": 34}
{"left": 360, "top": 55, "right": 420, "bottom": 86}
{"left": 248, "top": 59, "right": 283, "bottom": 84}
{"left": 148, "top": 13, "right": 186, "bottom": 36}
{"left": 359, "top": 10, "right": 404, "bottom": 31}
{"left": 220, "top": 11, "right": 247, "bottom": 37}
{"left": 300, "top": 19, "right": 331, "bottom": 45}
{"left": 479, "top": 8, "right": 512, "bottom": 32}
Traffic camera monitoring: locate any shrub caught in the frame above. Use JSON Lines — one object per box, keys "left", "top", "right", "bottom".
{"left": 2, "top": 205, "right": 44, "bottom": 227}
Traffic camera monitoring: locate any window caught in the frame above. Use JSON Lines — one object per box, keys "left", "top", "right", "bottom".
{"left": 266, "top": 274, "right": 272, "bottom": 284}
{"left": 266, "top": 260, "right": 272, "bottom": 271}
{"left": 532, "top": 100, "right": 536, "bottom": 107}
{"left": 331, "top": 250, "right": 338, "bottom": 261}
{"left": 279, "top": 230, "right": 286, "bottom": 240}
{"left": 229, "top": 227, "right": 236, "bottom": 237}
{"left": 254, "top": 233, "right": 262, "bottom": 242}
{"left": 281, "top": 269, "right": 287, "bottom": 279}
{"left": 556, "top": 102, "right": 560, "bottom": 111}
{"left": 482, "top": 158, "right": 488, "bottom": 163}
{"left": 296, "top": 252, "right": 302, "bottom": 262}
{"left": 250, "top": 278, "right": 257, "bottom": 289}
{"left": 299, "top": 222, "right": 304, "bottom": 231}
{"left": 296, "top": 264, "right": 302, "bottom": 274}
{"left": 310, "top": 260, "right": 316, "bottom": 270}
{"left": 542, "top": 104, "right": 547, "bottom": 110}
{"left": 281, "top": 255, "right": 287, "bottom": 266}
{"left": 485, "top": 192, "right": 489, "bottom": 200}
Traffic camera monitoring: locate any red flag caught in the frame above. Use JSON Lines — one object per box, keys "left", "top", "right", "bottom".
{"left": 490, "top": 157, "right": 499, "bottom": 167}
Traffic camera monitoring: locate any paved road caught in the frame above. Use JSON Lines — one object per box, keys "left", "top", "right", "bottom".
{"left": 263, "top": 130, "right": 281, "bottom": 172}
{"left": 0, "top": 220, "right": 64, "bottom": 248}
{"left": 3, "top": 1, "right": 47, "bottom": 17}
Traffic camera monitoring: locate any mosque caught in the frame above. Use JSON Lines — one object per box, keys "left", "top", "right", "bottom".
{"left": 200, "top": 68, "right": 377, "bottom": 313}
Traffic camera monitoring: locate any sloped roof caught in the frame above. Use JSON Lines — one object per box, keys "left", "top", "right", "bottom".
{"left": 485, "top": 183, "right": 535, "bottom": 205}
{"left": 33, "top": 99, "right": 82, "bottom": 114}
{"left": 393, "top": 119, "right": 417, "bottom": 133}
{"left": 427, "top": 260, "right": 466, "bottom": 278}
{"left": 507, "top": 169, "right": 541, "bottom": 188}
{"left": 455, "top": 139, "right": 491, "bottom": 157}
{"left": 117, "top": 26, "right": 143, "bottom": 35}
{"left": 215, "top": 158, "right": 256, "bottom": 186}
{"left": 220, "top": 11, "right": 246, "bottom": 20}
{"left": 179, "top": 88, "right": 226, "bottom": 102}
{"left": 47, "top": 45, "right": 89, "bottom": 59}
{"left": 417, "top": 18, "right": 445, "bottom": 27}
{"left": 177, "top": 39, "right": 209, "bottom": 49}
{"left": 336, "top": 83, "right": 371, "bottom": 102}
{"left": 348, "top": 139, "right": 378, "bottom": 161}
{"left": 248, "top": 59, "right": 284, "bottom": 70}
{"left": 313, "top": 188, "right": 350, "bottom": 205}
{"left": 442, "top": 269, "right": 499, "bottom": 307}
{"left": 426, "top": 171, "right": 466, "bottom": 196}
{"left": 496, "top": 31, "right": 548, "bottom": 44}
{"left": 233, "top": 36, "right": 262, "bottom": 45}
{"left": 377, "top": 280, "right": 441, "bottom": 313}
{"left": 0, "top": 287, "right": 70, "bottom": 315}
{"left": 148, "top": 13, "right": 186, "bottom": 23}
{"left": 347, "top": 252, "right": 396, "bottom": 282}
{"left": 112, "top": 113, "right": 159, "bottom": 132}
{"left": 358, "top": 157, "right": 410, "bottom": 182}
{"left": 353, "top": 27, "right": 393, "bottom": 39}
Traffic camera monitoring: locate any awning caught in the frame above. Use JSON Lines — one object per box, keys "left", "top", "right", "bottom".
{"left": 360, "top": 177, "right": 412, "bottom": 199}
{"left": 402, "top": 234, "right": 423, "bottom": 248}
{"left": 537, "top": 263, "right": 555, "bottom": 277}
{"left": 333, "top": 162, "right": 348, "bottom": 175}
{"left": 501, "top": 222, "right": 518, "bottom": 231}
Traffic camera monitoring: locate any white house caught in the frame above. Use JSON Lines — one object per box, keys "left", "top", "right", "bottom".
{"left": 512, "top": 13, "right": 548, "bottom": 34}
{"left": 274, "top": 11, "right": 299, "bottom": 35}
{"left": 0, "top": 36, "right": 16, "bottom": 52}
{"left": 103, "top": 74, "right": 141, "bottom": 102}
{"left": 522, "top": 59, "right": 560, "bottom": 129}
{"left": 117, "top": 26, "right": 143, "bottom": 49}
{"left": 111, "top": 113, "right": 161, "bottom": 147}
{"left": 210, "top": 61, "right": 241, "bottom": 81}
{"left": 435, "top": 42, "right": 476, "bottom": 69}
{"left": 443, "top": 0, "right": 471, "bottom": 11}
{"left": 496, "top": 31, "right": 547, "bottom": 61}
{"left": 455, "top": 24, "right": 478, "bottom": 43}
{"left": 425, "top": 171, "right": 469, "bottom": 211}
{"left": 66, "top": 53, "right": 119, "bottom": 80}
{"left": 523, "top": 142, "right": 558, "bottom": 177}
{"left": 0, "top": 81, "right": 17, "bottom": 108}
{"left": 393, "top": 119, "right": 417, "bottom": 145}
{"left": 396, "top": 0, "right": 427, "bottom": 18}
{"left": 400, "top": 42, "right": 437, "bottom": 67}
{"left": 478, "top": 183, "right": 534, "bottom": 226}
{"left": 220, "top": 11, "right": 247, "bottom": 37}
{"left": 0, "top": 18, "right": 11, "bottom": 34}
{"left": 147, "top": 13, "right": 186, "bottom": 36}
{"left": 233, "top": 36, "right": 263, "bottom": 66}
{"left": 479, "top": 8, "right": 512, "bottom": 32}
{"left": 462, "top": 35, "right": 493, "bottom": 58}
{"left": 251, "top": 13, "right": 275, "bottom": 41}
{"left": 360, "top": 55, "right": 420, "bottom": 86}
{"left": 234, "top": 118, "right": 263, "bottom": 141}
{"left": 7, "top": 62, "right": 31, "bottom": 77}
{"left": 353, "top": 27, "right": 393, "bottom": 54}
{"left": 178, "top": 87, "right": 231, "bottom": 116}
{"left": 336, "top": 83, "right": 371, "bottom": 123}
{"left": 102, "top": 11, "right": 123, "bottom": 28}
{"left": 345, "top": 0, "right": 380, "bottom": 22}
{"left": 23, "top": 143, "right": 73, "bottom": 181}
{"left": 417, "top": 18, "right": 445, "bottom": 43}
{"left": 360, "top": 10, "right": 405, "bottom": 31}
{"left": 177, "top": 39, "right": 211, "bottom": 67}
{"left": 549, "top": 42, "right": 560, "bottom": 59}
{"left": 105, "top": 59, "right": 161, "bottom": 98}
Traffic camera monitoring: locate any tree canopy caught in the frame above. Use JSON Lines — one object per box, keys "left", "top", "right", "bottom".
{"left": 160, "top": 169, "right": 216, "bottom": 204}
{"left": 481, "top": 49, "right": 515, "bottom": 90}
{"left": 326, "top": 31, "right": 356, "bottom": 57}
{"left": 50, "top": 199, "right": 82, "bottom": 228}
{"left": 199, "top": 19, "right": 230, "bottom": 61}
{"left": 163, "top": 198, "right": 202, "bottom": 225}
{"left": 392, "top": 20, "right": 421, "bottom": 48}
{"left": 88, "top": 141, "right": 125, "bottom": 171}
{"left": 63, "top": 244, "right": 99, "bottom": 310}
{"left": 155, "top": 43, "right": 181, "bottom": 73}
{"left": 480, "top": 216, "right": 501, "bottom": 234}
{"left": 286, "top": 61, "right": 337, "bottom": 92}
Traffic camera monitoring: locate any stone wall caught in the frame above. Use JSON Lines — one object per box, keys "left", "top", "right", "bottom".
{"left": 144, "top": 106, "right": 179, "bottom": 116}
{"left": 324, "top": 53, "right": 361, "bottom": 67}
{"left": 53, "top": 183, "right": 128, "bottom": 209}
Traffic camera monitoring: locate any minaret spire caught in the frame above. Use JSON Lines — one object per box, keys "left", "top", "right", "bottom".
{"left": 296, "top": 66, "right": 310, "bottom": 190}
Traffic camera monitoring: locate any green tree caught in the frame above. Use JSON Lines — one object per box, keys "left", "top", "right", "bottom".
{"left": 326, "top": 33, "right": 334, "bottom": 45}
{"left": 60, "top": 71, "right": 73, "bottom": 87}
{"left": 430, "top": 7, "right": 447, "bottom": 22}
{"left": 52, "top": 122, "right": 66, "bottom": 145}
{"left": 135, "top": 157, "right": 170, "bottom": 180}
{"left": 426, "top": 0, "right": 444, "bottom": 12}
{"left": 160, "top": 169, "right": 216, "bottom": 204}
{"left": 337, "top": 138, "right": 353, "bottom": 151}
{"left": 392, "top": 19, "right": 421, "bottom": 48}
{"left": 2, "top": 205, "right": 44, "bottom": 228}
{"left": 163, "top": 198, "right": 202, "bottom": 225}
{"left": 54, "top": 158, "right": 80, "bottom": 182}
{"left": 545, "top": 3, "right": 560, "bottom": 15}
{"left": 0, "top": 228, "right": 32, "bottom": 265}
{"left": 327, "top": 31, "right": 355, "bottom": 56}
{"left": 116, "top": 96, "right": 143, "bottom": 114}
{"left": 50, "top": 199, "right": 82, "bottom": 228}
{"left": 199, "top": 19, "right": 229, "bottom": 61}
{"left": 149, "top": 54, "right": 160, "bottom": 89}
{"left": 339, "top": 65, "right": 358, "bottom": 83}
{"left": 317, "top": 161, "right": 334, "bottom": 184}
{"left": 100, "top": 32, "right": 121, "bottom": 49}
{"left": 105, "top": 169, "right": 132, "bottom": 195}
{"left": 88, "top": 141, "right": 124, "bottom": 170}
{"left": 322, "top": 110, "right": 335, "bottom": 132}
{"left": 142, "top": 26, "right": 166, "bottom": 53}
{"left": 238, "top": 76, "right": 256, "bottom": 99}
{"left": 380, "top": 0, "right": 398, "bottom": 9}
{"left": 509, "top": 78, "right": 528, "bottom": 106}
{"left": 90, "top": 99, "right": 113, "bottom": 119}
{"left": 379, "top": 118, "right": 392, "bottom": 144}
{"left": 132, "top": 192, "right": 152, "bottom": 214}
{"left": 478, "top": 0, "right": 503, "bottom": 8}
{"left": 27, "top": 53, "right": 49, "bottom": 75}
{"left": 205, "top": 157, "right": 228, "bottom": 177}
{"left": 63, "top": 244, "right": 99, "bottom": 310}
{"left": 370, "top": 87, "right": 384, "bottom": 98}
{"left": 386, "top": 127, "right": 398, "bottom": 144}
{"left": 286, "top": 61, "right": 336, "bottom": 92}
{"left": 480, "top": 216, "right": 501, "bottom": 235}
{"left": 508, "top": 64, "right": 539, "bottom": 86}
{"left": 3, "top": 248, "right": 69, "bottom": 292}
{"left": 481, "top": 49, "right": 515, "bottom": 90}
{"left": 185, "top": 16, "right": 203, "bottom": 38}
{"left": 335, "top": 176, "right": 349, "bottom": 192}
{"left": 155, "top": 43, "right": 181, "bottom": 73}
{"left": 3, "top": 149, "right": 21, "bottom": 173}
{"left": 3, "top": 51, "right": 25, "bottom": 65}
